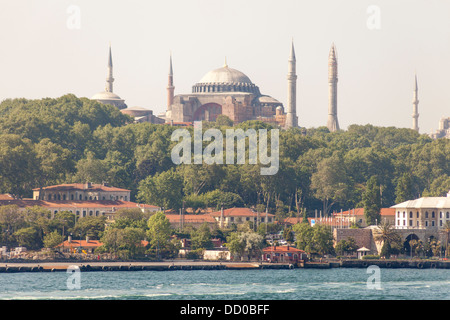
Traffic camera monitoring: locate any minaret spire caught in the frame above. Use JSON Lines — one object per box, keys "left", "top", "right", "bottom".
{"left": 327, "top": 43, "right": 340, "bottom": 132}
{"left": 167, "top": 52, "right": 175, "bottom": 110}
{"left": 285, "top": 39, "right": 298, "bottom": 128}
{"left": 412, "top": 73, "right": 419, "bottom": 132}
{"left": 105, "top": 43, "right": 114, "bottom": 93}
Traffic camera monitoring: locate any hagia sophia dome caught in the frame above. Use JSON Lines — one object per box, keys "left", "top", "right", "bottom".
{"left": 192, "top": 63, "right": 261, "bottom": 95}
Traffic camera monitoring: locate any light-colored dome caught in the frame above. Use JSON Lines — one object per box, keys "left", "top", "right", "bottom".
{"left": 199, "top": 66, "right": 253, "bottom": 85}
{"left": 91, "top": 91, "right": 123, "bottom": 100}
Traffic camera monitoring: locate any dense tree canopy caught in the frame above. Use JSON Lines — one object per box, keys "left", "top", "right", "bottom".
{"left": 0, "top": 95, "right": 449, "bottom": 221}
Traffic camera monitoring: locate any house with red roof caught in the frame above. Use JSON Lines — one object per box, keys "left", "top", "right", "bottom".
{"left": 262, "top": 246, "right": 307, "bottom": 263}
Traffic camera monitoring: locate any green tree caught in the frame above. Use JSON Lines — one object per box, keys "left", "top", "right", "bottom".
{"left": 362, "top": 176, "right": 382, "bottom": 225}
{"left": 43, "top": 230, "right": 65, "bottom": 249}
{"left": 146, "top": 212, "right": 173, "bottom": 256}
{"left": 292, "top": 223, "right": 314, "bottom": 254}
{"left": 190, "top": 223, "right": 214, "bottom": 250}
{"left": 14, "top": 227, "right": 41, "bottom": 250}
{"left": 138, "top": 168, "right": 184, "bottom": 210}
{"left": 312, "top": 224, "right": 334, "bottom": 256}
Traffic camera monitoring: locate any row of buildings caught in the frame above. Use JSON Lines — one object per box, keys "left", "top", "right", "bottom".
{"left": 1, "top": 182, "right": 449, "bottom": 260}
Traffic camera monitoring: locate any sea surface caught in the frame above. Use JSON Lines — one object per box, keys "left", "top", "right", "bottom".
{"left": 0, "top": 268, "right": 448, "bottom": 300}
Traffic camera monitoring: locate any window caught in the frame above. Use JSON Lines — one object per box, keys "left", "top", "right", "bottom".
{"left": 409, "top": 220, "right": 412, "bottom": 226}
{"left": 432, "top": 221, "right": 435, "bottom": 227}
{"left": 83, "top": 211, "right": 86, "bottom": 217}
{"left": 425, "top": 212, "right": 429, "bottom": 219}
{"left": 409, "top": 212, "right": 413, "bottom": 218}
{"left": 76, "top": 211, "right": 80, "bottom": 216}
{"left": 432, "top": 211, "right": 435, "bottom": 218}
{"left": 447, "top": 212, "right": 449, "bottom": 219}
{"left": 71, "top": 194, "right": 74, "bottom": 200}
{"left": 403, "top": 212, "right": 406, "bottom": 218}
{"left": 79, "top": 195, "right": 82, "bottom": 200}
{"left": 417, "top": 212, "right": 419, "bottom": 218}
{"left": 440, "top": 220, "right": 443, "bottom": 227}
{"left": 425, "top": 221, "right": 428, "bottom": 227}
{"left": 89, "top": 211, "right": 93, "bottom": 216}
{"left": 48, "top": 194, "right": 52, "bottom": 200}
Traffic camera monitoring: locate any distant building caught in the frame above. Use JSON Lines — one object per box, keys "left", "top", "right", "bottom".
{"left": 430, "top": 117, "right": 450, "bottom": 139}
{"left": 208, "top": 207, "right": 275, "bottom": 228}
{"left": 164, "top": 214, "right": 217, "bottom": 230}
{"left": 0, "top": 198, "right": 159, "bottom": 221}
{"left": 120, "top": 106, "right": 165, "bottom": 124}
{"left": 162, "top": 43, "right": 298, "bottom": 128}
{"left": 33, "top": 182, "right": 131, "bottom": 201}
{"left": 91, "top": 45, "right": 127, "bottom": 110}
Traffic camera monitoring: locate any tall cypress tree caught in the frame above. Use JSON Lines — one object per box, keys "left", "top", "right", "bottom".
{"left": 362, "top": 175, "right": 382, "bottom": 226}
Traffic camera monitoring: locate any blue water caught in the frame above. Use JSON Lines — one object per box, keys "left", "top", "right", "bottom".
{"left": 0, "top": 268, "right": 448, "bottom": 300}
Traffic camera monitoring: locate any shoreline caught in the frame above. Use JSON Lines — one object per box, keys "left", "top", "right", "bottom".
{"left": 0, "top": 259, "right": 449, "bottom": 272}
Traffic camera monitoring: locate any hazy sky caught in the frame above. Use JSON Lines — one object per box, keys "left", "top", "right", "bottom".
{"left": 0, "top": 0, "right": 449, "bottom": 134}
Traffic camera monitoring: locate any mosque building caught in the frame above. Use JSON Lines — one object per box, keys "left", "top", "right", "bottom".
{"left": 91, "top": 45, "right": 127, "bottom": 110}
{"left": 162, "top": 42, "right": 299, "bottom": 129}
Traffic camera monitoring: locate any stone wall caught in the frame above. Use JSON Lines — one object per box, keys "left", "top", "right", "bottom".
{"left": 334, "top": 228, "right": 378, "bottom": 254}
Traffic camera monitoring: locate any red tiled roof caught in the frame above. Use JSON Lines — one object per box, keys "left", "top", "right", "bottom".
{"left": 208, "top": 207, "right": 275, "bottom": 217}
{"left": 0, "top": 194, "right": 14, "bottom": 200}
{"left": 165, "top": 214, "right": 216, "bottom": 223}
{"left": 333, "top": 208, "right": 395, "bottom": 217}
{"left": 262, "top": 246, "right": 305, "bottom": 253}
{"left": 32, "top": 183, "right": 130, "bottom": 192}
{"left": 56, "top": 240, "right": 103, "bottom": 248}
{"left": 0, "top": 199, "right": 159, "bottom": 210}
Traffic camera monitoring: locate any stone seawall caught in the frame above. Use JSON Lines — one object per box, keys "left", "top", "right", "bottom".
{"left": 0, "top": 260, "right": 448, "bottom": 272}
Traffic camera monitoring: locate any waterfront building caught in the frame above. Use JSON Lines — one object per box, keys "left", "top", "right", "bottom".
{"left": 391, "top": 191, "right": 450, "bottom": 230}
{"left": 262, "top": 246, "right": 307, "bottom": 263}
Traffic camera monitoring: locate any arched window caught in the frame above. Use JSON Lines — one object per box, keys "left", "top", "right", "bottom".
{"left": 425, "top": 211, "right": 429, "bottom": 219}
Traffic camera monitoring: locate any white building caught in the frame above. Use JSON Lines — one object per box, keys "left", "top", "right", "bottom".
{"left": 391, "top": 191, "right": 450, "bottom": 230}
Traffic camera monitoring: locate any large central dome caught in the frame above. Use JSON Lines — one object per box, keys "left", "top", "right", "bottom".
{"left": 199, "top": 65, "right": 254, "bottom": 84}
{"left": 192, "top": 64, "right": 260, "bottom": 95}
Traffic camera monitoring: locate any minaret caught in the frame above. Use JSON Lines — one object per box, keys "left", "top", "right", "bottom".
{"left": 105, "top": 44, "right": 114, "bottom": 93}
{"left": 167, "top": 53, "right": 175, "bottom": 111}
{"left": 327, "top": 43, "right": 340, "bottom": 132}
{"left": 412, "top": 74, "right": 419, "bottom": 132}
{"left": 285, "top": 40, "right": 298, "bottom": 128}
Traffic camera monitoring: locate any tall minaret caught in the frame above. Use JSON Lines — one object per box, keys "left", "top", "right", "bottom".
{"left": 285, "top": 40, "right": 298, "bottom": 128}
{"left": 105, "top": 44, "right": 114, "bottom": 93}
{"left": 327, "top": 43, "right": 340, "bottom": 132}
{"left": 412, "top": 74, "right": 419, "bottom": 132}
{"left": 167, "top": 53, "right": 175, "bottom": 111}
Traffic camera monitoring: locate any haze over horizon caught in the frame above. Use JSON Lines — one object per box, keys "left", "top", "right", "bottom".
{"left": 0, "top": 0, "right": 449, "bottom": 134}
